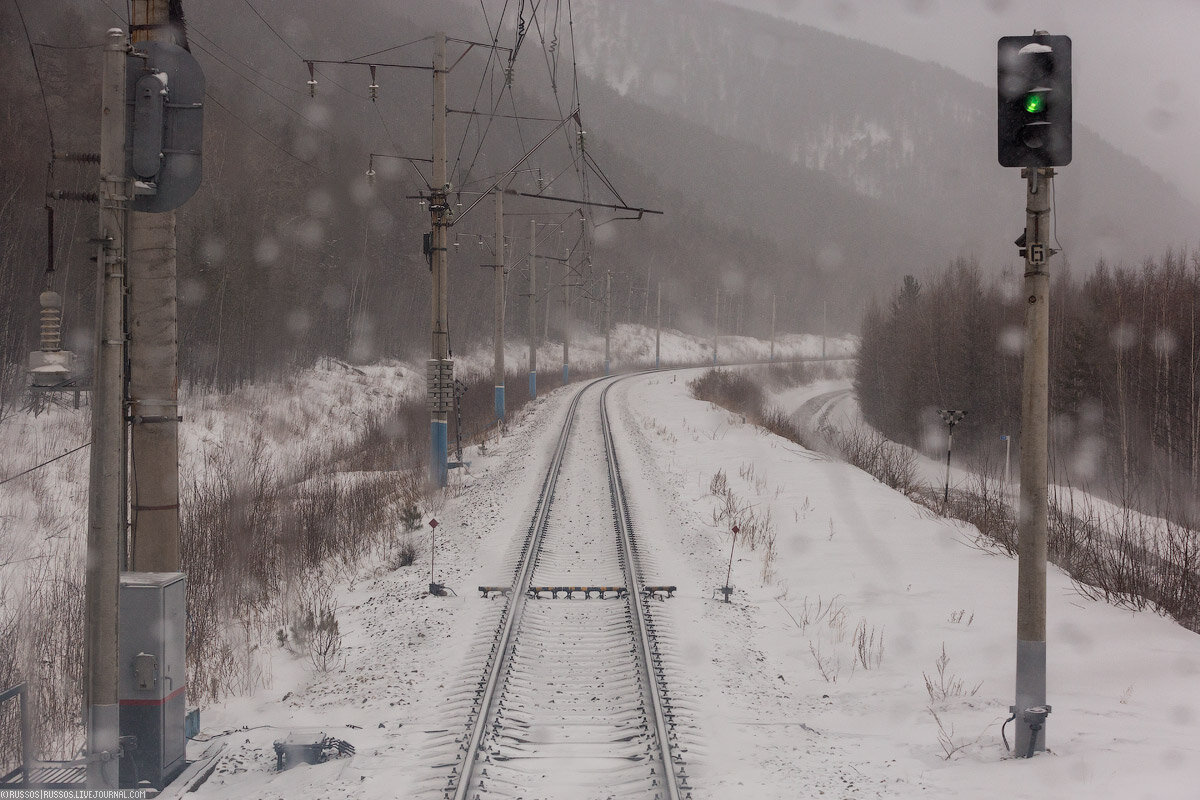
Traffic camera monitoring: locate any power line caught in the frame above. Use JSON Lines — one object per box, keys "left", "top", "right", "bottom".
{"left": 373, "top": 103, "right": 403, "bottom": 158}
{"left": 12, "top": 0, "right": 56, "bottom": 157}
{"left": 451, "top": 21, "right": 511, "bottom": 188}
{"left": 522, "top": 0, "right": 593, "bottom": 269}
{"left": 87, "top": 0, "right": 126, "bottom": 24}
{"left": 203, "top": 90, "right": 331, "bottom": 176}
{"left": 582, "top": 149, "right": 625, "bottom": 205}
{"left": 449, "top": 107, "right": 562, "bottom": 123}
{"left": 190, "top": 38, "right": 323, "bottom": 127}
{"left": 506, "top": 85, "right": 529, "bottom": 165}
{"left": 0, "top": 441, "right": 91, "bottom": 487}
{"left": 348, "top": 35, "right": 435, "bottom": 63}
{"left": 33, "top": 40, "right": 103, "bottom": 50}
{"left": 531, "top": 0, "right": 559, "bottom": 91}
{"left": 188, "top": 24, "right": 303, "bottom": 97}
{"left": 240, "top": 0, "right": 304, "bottom": 60}
{"left": 229, "top": 3, "right": 375, "bottom": 102}
{"left": 312, "top": 65, "right": 372, "bottom": 102}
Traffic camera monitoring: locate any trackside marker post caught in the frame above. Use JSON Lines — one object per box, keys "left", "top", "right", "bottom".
{"left": 719, "top": 525, "right": 739, "bottom": 602}
{"left": 429, "top": 518, "right": 446, "bottom": 595}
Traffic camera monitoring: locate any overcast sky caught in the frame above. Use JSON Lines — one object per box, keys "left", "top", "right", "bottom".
{"left": 724, "top": 0, "right": 1200, "bottom": 208}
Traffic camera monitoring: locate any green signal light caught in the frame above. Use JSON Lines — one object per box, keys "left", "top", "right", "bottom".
{"left": 1025, "top": 92, "right": 1046, "bottom": 114}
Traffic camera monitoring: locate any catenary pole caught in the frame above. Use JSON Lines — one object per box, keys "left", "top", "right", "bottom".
{"left": 561, "top": 230, "right": 570, "bottom": 386}
{"left": 86, "top": 27, "right": 128, "bottom": 790}
{"left": 642, "top": 273, "right": 651, "bottom": 324}
{"left": 655, "top": 281, "right": 661, "bottom": 369}
{"left": 712, "top": 288, "right": 719, "bottom": 365}
{"left": 528, "top": 218, "right": 537, "bottom": 398}
{"left": 1014, "top": 166, "right": 1053, "bottom": 756}
{"left": 944, "top": 425, "right": 953, "bottom": 504}
{"left": 604, "top": 270, "right": 612, "bottom": 375}
{"left": 128, "top": 0, "right": 181, "bottom": 573}
{"left": 543, "top": 244, "right": 551, "bottom": 343}
{"left": 822, "top": 299, "right": 828, "bottom": 377}
{"left": 770, "top": 293, "right": 776, "bottom": 362}
{"left": 1002, "top": 434, "right": 1012, "bottom": 487}
{"left": 429, "top": 33, "right": 450, "bottom": 487}
{"left": 493, "top": 189, "right": 505, "bottom": 421}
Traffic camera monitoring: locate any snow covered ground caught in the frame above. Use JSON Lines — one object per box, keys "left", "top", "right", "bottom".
{"left": 188, "top": 362, "right": 1197, "bottom": 799}
{"left": 7, "top": 325, "right": 1198, "bottom": 798}
{"left": 614, "top": 370, "right": 1200, "bottom": 798}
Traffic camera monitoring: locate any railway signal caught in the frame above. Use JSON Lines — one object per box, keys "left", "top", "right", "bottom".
{"left": 999, "top": 29, "right": 1068, "bottom": 759}
{"left": 997, "top": 34, "right": 1071, "bottom": 167}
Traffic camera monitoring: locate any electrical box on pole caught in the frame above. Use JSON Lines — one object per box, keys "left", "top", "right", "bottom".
{"left": 118, "top": 572, "right": 186, "bottom": 789}
{"left": 997, "top": 34, "right": 1071, "bottom": 168}
{"left": 126, "top": 41, "right": 204, "bottom": 212}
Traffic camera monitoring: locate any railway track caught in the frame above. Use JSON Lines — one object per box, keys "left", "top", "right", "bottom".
{"left": 442, "top": 376, "right": 688, "bottom": 800}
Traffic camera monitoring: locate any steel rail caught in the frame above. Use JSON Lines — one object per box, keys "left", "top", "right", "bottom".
{"left": 448, "top": 372, "right": 682, "bottom": 800}
{"left": 448, "top": 378, "right": 598, "bottom": 800}
{"left": 599, "top": 379, "right": 683, "bottom": 800}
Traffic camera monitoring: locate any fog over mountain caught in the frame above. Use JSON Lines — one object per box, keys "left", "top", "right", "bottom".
{"left": 2, "top": 0, "right": 1196, "bottom": 390}
{"left": 730, "top": 0, "right": 1200, "bottom": 209}
{"left": 569, "top": 0, "right": 1198, "bottom": 273}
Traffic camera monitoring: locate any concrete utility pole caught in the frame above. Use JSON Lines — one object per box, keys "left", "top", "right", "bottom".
{"left": 543, "top": 244, "right": 552, "bottom": 343}
{"left": 492, "top": 189, "right": 505, "bottom": 421}
{"left": 428, "top": 33, "right": 451, "bottom": 487}
{"left": 86, "top": 27, "right": 128, "bottom": 790}
{"left": 1013, "top": 165, "right": 1054, "bottom": 757}
{"left": 769, "top": 293, "right": 776, "bottom": 362}
{"left": 712, "top": 288, "right": 719, "bottom": 365}
{"left": 604, "top": 270, "right": 612, "bottom": 375}
{"left": 642, "top": 274, "right": 651, "bottom": 324}
{"left": 528, "top": 218, "right": 537, "bottom": 399}
{"left": 655, "top": 281, "right": 661, "bottom": 369}
{"left": 822, "top": 300, "right": 828, "bottom": 377}
{"left": 561, "top": 233, "right": 570, "bottom": 386}
{"left": 128, "top": 0, "right": 180, "bottom": 572}
{"left": 1002, "top": 434, "right": 1013, "bottom": 487}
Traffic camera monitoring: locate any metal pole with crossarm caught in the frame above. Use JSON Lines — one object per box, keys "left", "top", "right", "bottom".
{"left": 1001, "top": 434, "right": 1012, "bottom": 487}
{"left": 428, "top": 33, "right": 451, "bottom": 488}
{"left": 493, "top": 189, "right": 506, "bottom": 421}
{"left": 528, "top": 218, "right": 538, "bottom": 397}
{"left": 85, "top": 27, "right": 129, "bottom": 790}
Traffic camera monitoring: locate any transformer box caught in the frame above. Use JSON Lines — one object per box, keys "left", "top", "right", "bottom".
{"left": 119, "top": 572, "right": 186, "bottom": 789}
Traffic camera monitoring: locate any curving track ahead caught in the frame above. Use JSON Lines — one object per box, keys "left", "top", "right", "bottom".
{"left": 443, "top": 376, "right": 688, "bottom": 800}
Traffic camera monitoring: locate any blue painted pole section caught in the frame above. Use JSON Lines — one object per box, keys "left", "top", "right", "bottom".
{"left": 494, "top": 385, "right": 505, "bottom": 421}
{"left": 604, "top": 360, "right": 610, "bottom": 376}
{"left": 529, "top": 371, "right": 537, "bottom": 400}
{"left": 562, "top": 364, "right": 569, "bottom": 385}
{"left": 431, "top": 421, "right": 448, "bottom": 487}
